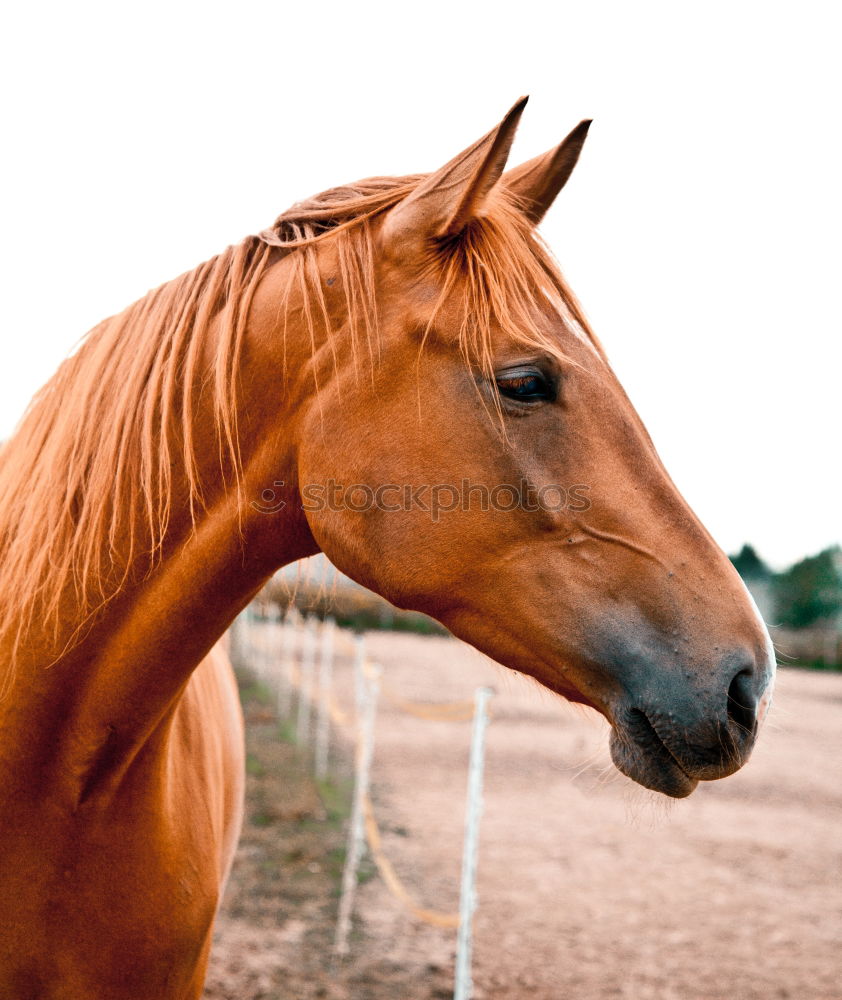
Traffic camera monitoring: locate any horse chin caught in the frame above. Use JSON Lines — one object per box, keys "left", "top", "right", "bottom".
{"left": 608, "top": 725, "right": 699, "bottom": 799}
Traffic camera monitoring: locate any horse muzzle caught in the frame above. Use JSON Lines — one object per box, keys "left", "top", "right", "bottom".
{"left": 607, "top": 649, "right": 775, "bottom": 798}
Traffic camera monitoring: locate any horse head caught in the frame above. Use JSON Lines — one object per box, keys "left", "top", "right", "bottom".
{"left": 247, "top": 99, "right": 775, "bottom": 797}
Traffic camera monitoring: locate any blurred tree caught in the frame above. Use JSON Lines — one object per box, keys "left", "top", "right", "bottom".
{"left": 773, "top": 546, "right": 842, "bottom": 629}
{"left": 730, "top": 543, "right": 772, "bottom": 581}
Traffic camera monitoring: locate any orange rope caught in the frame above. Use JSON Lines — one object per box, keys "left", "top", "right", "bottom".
{"left": 362, "top": 794, "right": 460, "bottom": 928}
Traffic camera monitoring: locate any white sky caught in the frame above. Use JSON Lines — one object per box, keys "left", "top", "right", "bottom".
{"left": 1, "top": 1, "right": 838, "bottom": 569}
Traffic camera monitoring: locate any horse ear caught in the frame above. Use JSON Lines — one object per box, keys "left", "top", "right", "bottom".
{"left": 503, "top": 119, "right": 592, "bottom": 226}
{"left": 382, "top": 96, "right": 528, "bottom": 250}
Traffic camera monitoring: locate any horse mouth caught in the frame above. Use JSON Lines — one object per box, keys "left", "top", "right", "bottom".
{"left": 609, "top": 709, "right": 699, "bottom": 799}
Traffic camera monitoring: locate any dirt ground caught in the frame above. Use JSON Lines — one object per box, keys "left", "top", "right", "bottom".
{"left": 206, "top": 630, "right": 842, "bottom": 1000}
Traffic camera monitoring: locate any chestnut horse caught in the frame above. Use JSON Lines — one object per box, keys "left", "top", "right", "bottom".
{"left": 0, "top": 98, "right": 774, "bottom": 997}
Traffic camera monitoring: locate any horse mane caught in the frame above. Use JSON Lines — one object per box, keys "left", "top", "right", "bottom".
{"left": 0, "top": 172, "right": 597, "bottom": 688}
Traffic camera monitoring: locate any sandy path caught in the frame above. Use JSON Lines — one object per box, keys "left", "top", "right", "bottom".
{"left": 327, "top": 632, "right": 842, "bottom": 1000}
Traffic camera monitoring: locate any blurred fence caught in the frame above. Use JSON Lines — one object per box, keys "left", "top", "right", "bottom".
{"left": 230, "top": 603, "right": 493, "bottom": 1000}
{"left": 262, "top": 573, "right": 446, "bottom": 636}
{"left": 771, "top": 626, "right": 842, "bottom": 669}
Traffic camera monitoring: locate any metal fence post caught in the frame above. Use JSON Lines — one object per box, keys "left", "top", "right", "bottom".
{"left": 278, "top": 608, "right": 297, "bottom": 719}
{"left": 334, "top": 656, "right": 381, "bottom": 957}
{"left": 454, "top": 686, "right": 494, "bottom": 1000}
{"left": 315, "top": 616, "right": 335, "bottom": 779}
{"left": 296, "top": 615, "right": 317, "bottom": 746}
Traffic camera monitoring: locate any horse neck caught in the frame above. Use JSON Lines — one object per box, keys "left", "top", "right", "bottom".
{"left": 2, "top": 267, "right": 322, "bottom": 791}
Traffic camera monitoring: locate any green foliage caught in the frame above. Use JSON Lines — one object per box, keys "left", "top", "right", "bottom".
{"left": 730, "top": 543, "right": 772, "bottom": 581}
{"left": 729, "top": 545, "right": 842, "bottom": 670}
{"left": 772, "top": 547, "right": 842, "bottom": 629}
{"left": 314, "top": 775, "right": 353, "bottom": 827}
{"left": 237, "top": 677, "right": 273, "bottom": 706}
{"left": 245, "top": 753, "right": 266, "bottom": 777}
{"left": 277, "top": 719, "right": 298, "bottom": 745}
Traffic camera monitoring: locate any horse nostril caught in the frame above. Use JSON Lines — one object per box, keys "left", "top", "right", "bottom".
{"left": 727, "top": 669, "right": 757, "bottom": 736}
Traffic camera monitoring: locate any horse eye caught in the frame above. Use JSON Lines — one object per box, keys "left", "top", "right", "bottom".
{"left": 496, "top": 370, "right": 554, "bottom": 403}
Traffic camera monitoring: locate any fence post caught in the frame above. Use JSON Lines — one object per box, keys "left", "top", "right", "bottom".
{"left": 257, "top": 606, "right": 267, "bottom": 680}
{"left": 453, "top": 686, "right": 494, "bottom": 1000}
{"left": 315, "top": 616, "right": 335, "bottom": 780}
{"left": 296, "top": 615, "right": 317, "bottom": 746}
{"left": 243, "top": 605, "right": 256, "bottom": 670}
{"left": 238, "top": 605, "right": 250, "bottom": 670}
{"left": 334, "top": 656, "right": 381, "bottom": 957}
{"left": 264, "top": 604, "right": 278, "bottom": 688}
{"left": 278, "top": 608, "right": 297, "bottom": 719}
{"left": 353, "top": 634, "right": 367, "bottom": 727}
{"left": 228, "top": 609, "right": 244, "bottom": 669}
